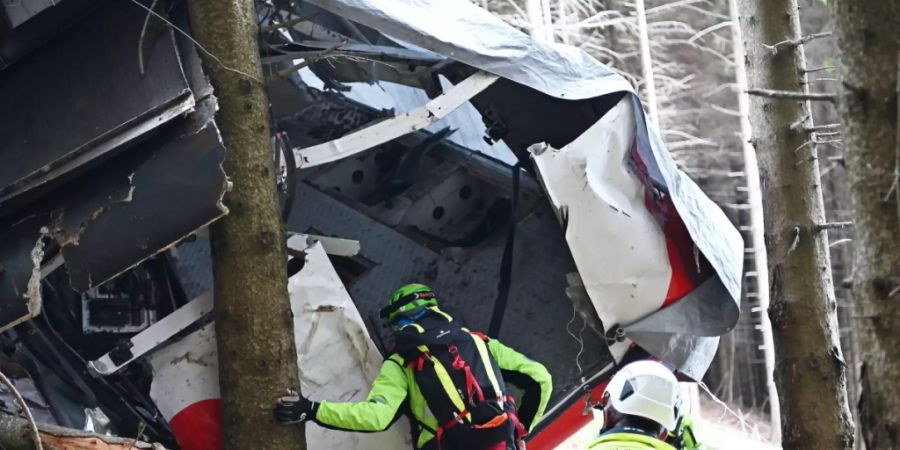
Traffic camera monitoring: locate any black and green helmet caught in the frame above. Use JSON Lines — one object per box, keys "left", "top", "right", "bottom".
{"left": 379, "top": 283, "right": 439, "bottom": 323}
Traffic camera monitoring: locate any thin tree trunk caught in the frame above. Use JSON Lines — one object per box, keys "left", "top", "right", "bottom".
{"left": 540, "top": 0, "right": 553, "bottom": 42}
{"left": 525, "top": 0, "right": 553, "bottom": 42}
{"left": 185, "top": 2, "right": 306, "bottom": 450}
{"left": 728, "top": 0, "right": 781, "bottom": 440}
{"left": 835, "top": 1, "right": 900, "bottom": 448}
{"left": 557, "top": 0, "right": 569, "bottom": 44}
{"left": 737, "top": 1, "right": 855, "bottom": 449}
{"left": 525, "top": 0, "right": 546, "bottom": 40}
{"left": 634, "top": 0, "right": 659, "bottom": 126}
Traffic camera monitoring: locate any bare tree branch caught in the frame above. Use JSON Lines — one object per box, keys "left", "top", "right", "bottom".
{"left": 814, "top": 222, "right": 854, "bottom": 232}
{"left": 763, "top": 32, "right": 832, "bottom": 55}
{"left": 805, "top": 65, "right": 837, "bottom": 74}
{"left": 747, "top": 89, "right": 837, "bottom": 102}
{"left": 790, "top": 113, "right": 812, "bottom": 131}
{"left": 687, "top": 21, "right": 733, "bottom": 44}
{"left": 806, "top": 123, "right": 842, "bottom": 132}
{"left": 711, "top": 104, "right": 741, "bottom": 117}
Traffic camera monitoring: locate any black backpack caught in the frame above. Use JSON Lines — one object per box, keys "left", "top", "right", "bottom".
{"left": 393, "top": 310, "right": 525, "bottom": 450}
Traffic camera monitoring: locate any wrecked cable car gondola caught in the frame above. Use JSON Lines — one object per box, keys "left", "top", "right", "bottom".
{"left": 0, "top": 0, "right": 741, "bottom": 449}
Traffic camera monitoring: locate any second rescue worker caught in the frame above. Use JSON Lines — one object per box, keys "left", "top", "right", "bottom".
{"left": 274, "top": 283, "right": 552, "bottom": 450}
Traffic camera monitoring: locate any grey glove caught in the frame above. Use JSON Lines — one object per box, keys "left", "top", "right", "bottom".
{"left": 274, "top": 389, "right": 319, "bottom": 424}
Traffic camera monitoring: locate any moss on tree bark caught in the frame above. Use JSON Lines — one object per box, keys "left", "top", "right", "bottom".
{"left": 835, "top": 1, "right": 900, "bottom": 448}
{"left": 185, "top": 2, "right": 306, "bottom": 449}
{"left": 738, "top": 1, "right": 855, "bottom": 448}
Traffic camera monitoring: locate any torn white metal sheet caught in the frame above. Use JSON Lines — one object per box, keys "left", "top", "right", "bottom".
{"left": 531, "top": 97, "right": 670, "bottom": 329}
{"left": 294, "top": 71, "right": 499, "bottom": 167}
{"left": 148, "top": 322, "right": 220, "bottom": 450}
{"left": 305, "top": 0, "right": 632, "bottom": 101}
{"left": 530, "top": 97, "right": 739, "bottom": 378}
{"left": 147, "top": 242, "right": 410, "bottom": 450}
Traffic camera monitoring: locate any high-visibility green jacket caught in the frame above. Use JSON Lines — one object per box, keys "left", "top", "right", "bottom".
{"left": 587, "top": 432, "right": 678, "bottom": 450}
{"left": 314, "top": 336, "right": 552, "bottom": 449}
{"left": 672, "top": 415, "right": 702, "bottom": 450}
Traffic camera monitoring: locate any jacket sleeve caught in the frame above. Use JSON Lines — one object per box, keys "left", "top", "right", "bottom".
{"left": 314, "top": 355, "right": 409, "bottom": 431}
{"left": 487, "top": 338, "right": 552, "bottom": 432}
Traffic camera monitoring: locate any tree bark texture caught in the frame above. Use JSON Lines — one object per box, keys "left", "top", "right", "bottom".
{"left": 728, "top": 0, "right": 781, "bottom": 439}
{"left": 185, "top": 2, "right": 305, "bottom": 450}
{"left": 634, "top": 0, "right": 659, "bottom": 127}
{"left": 0, "top": 410, "right": 165, "bottom": 450}
{"left": 835, "top": 1, "right": 900, "bottom": 448}
{"left": 737, "top": 1, "right": 855, "bottom": 449}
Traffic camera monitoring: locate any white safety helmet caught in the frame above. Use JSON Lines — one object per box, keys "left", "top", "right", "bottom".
{"left": 603, "top": 360, "right": 680, "bottom": 431}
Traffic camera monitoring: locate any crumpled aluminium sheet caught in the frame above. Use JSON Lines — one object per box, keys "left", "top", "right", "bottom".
{"left": 306, "top": 0, "right": 632, "bottom": 100}
{"left": 307, "top": 0, "right": 744, "bottom": 377}
{"left": 531, "top": 98, "right": 732, "bottom": 379}
{"left": 148, "top": 242, "right": 411, "bottom": 450}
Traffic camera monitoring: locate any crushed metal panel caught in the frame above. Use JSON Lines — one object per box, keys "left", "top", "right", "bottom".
{"left": 294, "top": 71, "right": 499, "bottom": 167}
{"left": 530, "top": 96, "right": 739, "bottom": 377}
{"left": 0, "top": 0, "right": 194, "bottom": 208}
{"left": 294, "top": 67, "right": 518, "bottom": 164}
{"left": 306, "top": 0, "right": 742, "bottom": 301}
{"left": 305, "top": 0, "right": 633, "bottom": 100}
{"left": 54, "top": 100, "right": 228, "bottom": 292}
{"left": 148, "top": 242, "right": 412, "bottom": 450}
{"left": 0, "top": 99, "right": 227, "bottom": 325}
{"left": 305, "top": 0, "right": 743, "bottom": 376}
{"left": 530, "top": 98, "right": 672, "bottom": 330}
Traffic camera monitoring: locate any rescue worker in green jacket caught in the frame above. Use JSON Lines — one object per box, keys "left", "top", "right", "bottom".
{"left": 587, "top": 360, "right": 688, "bottom": 450}
{"left": 273, "top": 283, "right": 553, "bottom": 450}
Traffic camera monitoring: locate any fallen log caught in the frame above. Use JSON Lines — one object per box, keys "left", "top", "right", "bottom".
{"left": 0, "top": 410, "right": 166, "bottom": 450}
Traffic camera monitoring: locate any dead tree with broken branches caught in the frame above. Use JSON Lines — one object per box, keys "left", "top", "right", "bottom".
{"left": 185, "top": 1, "right": 306, "bottom": 450}
{"left": 738, "top": 0, "right": 854, "bottom": 448}
{"left": 834, "top": 1, "right": 900, "bottom": 448}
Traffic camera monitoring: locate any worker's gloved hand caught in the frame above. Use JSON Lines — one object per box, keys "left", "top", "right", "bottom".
{"left": 274, "top": 389, "right": 319, "bottom": 424}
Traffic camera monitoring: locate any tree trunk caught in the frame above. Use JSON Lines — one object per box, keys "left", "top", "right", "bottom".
{"left": 737, "top": 1, "right": 855, "bottom": 449}
{"left": 525, "top": 0, "right": 552, "bottom": 42}
{"left": 0, "top": 410, "right": 165, "bottom": 450}
{"left": 185, "top": 2, "right": 305, "bottom": 450}
{"left": 556, "top": 0, "right": 569, "bottom": 44}
{"left": 728, "top": 0, "right": 781, "bottom": 440}
{"left": 834, "top": 1, "right": 900, "bottom": 448}
{"left": 634, "top": 0, "right": 658, "bottom": 126}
